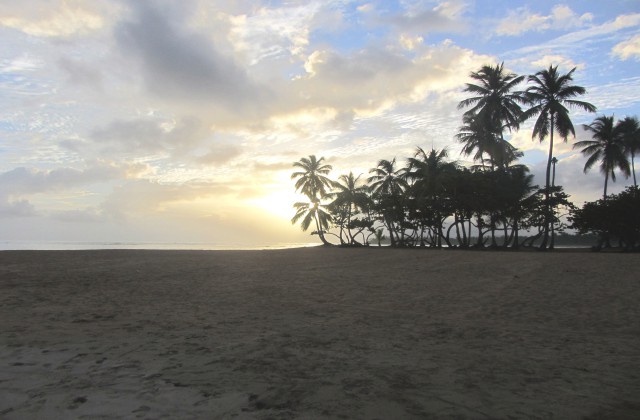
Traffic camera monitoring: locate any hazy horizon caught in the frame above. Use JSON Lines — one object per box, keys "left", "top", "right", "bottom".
{"left": 1, "top": 1, "right": 639, "bottom": 246}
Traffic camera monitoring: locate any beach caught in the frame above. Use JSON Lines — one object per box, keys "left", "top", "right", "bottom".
{"left": 1, "top": 247, "right": 639, "bottom": 419}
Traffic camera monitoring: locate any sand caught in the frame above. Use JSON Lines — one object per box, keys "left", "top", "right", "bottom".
{"left": 0, "top": 247, "right": 639, "bottom": 419}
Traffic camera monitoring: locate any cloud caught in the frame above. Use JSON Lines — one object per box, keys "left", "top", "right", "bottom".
{"left": 0, "top": 0, "right": 116, "bottom": 37}
{"left": 76, "top": 116, "right": 242, "bottom": 166}
{"left": 612, "top": 34, "right": 640, "bottom": 61}
{"left": 100, "top": 179, "right": 235, "bottom": 219}
{"left": 287, "top": 41, "right": 492, "bottom": 118}
{"left": 51, "top": 208, "right": 106, "bottom": 223}
{"left": 87, "top": 117, "right": 204, "bottom": 157}
{"left": 530, "top": 55, "right": 582, "bottom": 71}
{"left": 0, "top": 161, "right": 140, "bottom": 218}
{"left": 57, "top": 57, "right": 104, "bottom": 88}
{"left": 384, "top": 0, "right": 468, "bottom": 34}
{"left": 496, "top": 5, "right": 593, "bottom": 36}
{"left": 228, "top": 2, "right": 319, "bottom": 63}
{"left": 0, "top": 163, "right": 135, "bottom": 195}
{"left": 0, "top": 198, "right": 37, "bottom": 218}
{"left": 114, "top": 2, "right": 269, "bottom": 114}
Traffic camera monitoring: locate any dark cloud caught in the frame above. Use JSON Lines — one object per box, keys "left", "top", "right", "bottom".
{"left": 114, "top": 2, "right": 265, "bottom": 109}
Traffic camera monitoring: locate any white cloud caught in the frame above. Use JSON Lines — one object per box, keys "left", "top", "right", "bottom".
{"left": 530, "top": 55, "right": 582, "bottom": 71}
{"left": 612, "top": 34, "right": 640, "bottom": 61}
{"left": 0, "top": 0, "right": 118, "bottom": 37}
{"left": 496, "top": 4, "right": 593, "bottom": 36}
{"left": 228, "top": 3, "right": 320, "bottom": 63}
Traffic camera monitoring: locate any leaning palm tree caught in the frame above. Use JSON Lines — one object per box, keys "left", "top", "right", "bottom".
{"left": 291, "top": 201, "right": 333, "bottom": 245}
{"left": 523, "top": 65, "right": 596, "bottom": 248}
{"left": 617, "top": 116, "right": 640, "bottom": 187}
{"left": 291, "top": 155, "right": 334, "bottom": 245}
{"left": 574, "top": 115, "right": 630, "bottom": 199}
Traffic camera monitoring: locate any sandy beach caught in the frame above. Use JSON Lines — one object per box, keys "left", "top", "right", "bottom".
{"left": 1, "top": 248, "right": 639, "bottom": 419}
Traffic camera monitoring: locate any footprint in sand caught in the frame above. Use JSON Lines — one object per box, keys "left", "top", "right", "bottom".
{"left": 67, "top": 396, "right": 87, "bottom": 409}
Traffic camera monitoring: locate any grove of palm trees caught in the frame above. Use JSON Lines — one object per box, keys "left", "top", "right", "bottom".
{"left": 292, "top": 64, "right": 640, "bottom": 251}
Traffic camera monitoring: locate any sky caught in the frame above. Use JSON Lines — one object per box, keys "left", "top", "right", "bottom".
{"left": 0, "top": 0, "right": 639, "bottom": 246}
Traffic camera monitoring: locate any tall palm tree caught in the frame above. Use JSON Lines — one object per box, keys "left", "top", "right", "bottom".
{"left": 457, "top": 63, "right": 527, "bottom": 170}
{"left": 458, "top": 62, "right": 527, "bottom": 132}
{"left": 617, "top": 116, "right": 640, "bottom": 187}
{"left": 574, "top": 115, "right": 630, "bottom": 198}
{"left": 368, "top": 158, "right": 407, "bottom": 246}
{"left": 291, "top": 155, "right": 334, "bottom": 201}
{"left": 523, "top": 65, "right": 596, "bottom": 248}
{"left": 291, "top": 155, "right": 334, "bottom": 245}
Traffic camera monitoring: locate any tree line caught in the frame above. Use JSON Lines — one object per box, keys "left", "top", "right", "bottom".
{"left": 291, "top": 64, "right": 640, "bottom": 251}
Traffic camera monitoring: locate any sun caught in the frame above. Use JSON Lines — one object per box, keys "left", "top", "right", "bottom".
{"left": 250, "top": 189, "right": 306, "bottom": 221}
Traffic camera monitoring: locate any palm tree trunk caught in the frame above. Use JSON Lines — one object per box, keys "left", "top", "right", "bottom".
{"left": 540, "top": 113, "right": 554, "bottom": 250}
{"left": 314, "top": 213, "right": 331, "bottom": 246}
{"left": 550, "top": 159, "right": 556, "bottom": 250}
{"left": 604, "top": 172, "right": 609, "bottom": 199}
{"left": 476, "top": 213, "right": 484, "bottom": 247}
{"left": 632, "top": 153, "right": 637, "bottom": 187}
{"left": 512, "top": 219, "right": 519, "bottom": 249}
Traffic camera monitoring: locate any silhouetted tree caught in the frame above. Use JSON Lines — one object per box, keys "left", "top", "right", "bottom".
{"left": 330, "top": 172, "right": 372, "bottom": 245}
{"left": 617, "top": 116, "right": 640, "bottom": 187}
{"left": 291, "top": 155, "right": 334, "bottom": 245}
{"left": 457, "top": 63, "right": 527, "bottom": 170}
{"left": 574, "top": 115, "right": 630, "bottom": 199}
{"left": 571, "top": 186, "right": 640, "bottom": 251}
{"left": 367, "top": 158, "right": 408, "bottom": 246}
{"left": 523, "top": 65, "right": 597, "bottom": 249}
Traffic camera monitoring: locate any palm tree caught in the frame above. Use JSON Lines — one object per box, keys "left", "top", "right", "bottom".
{"left": 368, "top": 158, "right": 407, "bottom": 246}
{"left": 291, "top": 155, "right": 334, "bottom": 245}
{"left": 617, "top": 116, "right": 640, "bottom": 187}
{"left": 291, "top": 155, "right": 334, "bottom": 201}
{"left": 548, "top": 156, "right": 559, "bottom": 248}
{"left": 458, "top": 62, "right": 527, "bottom": 132}
{"left": 405, "top": 148, "right": 457, "bottom": 247}
{"left": 456, "top": 114, "right": 496, "bottom": 170}
{"left": 291, "top": 201, "right": 333, "bottom": 245}
{"left": 331, "top": 172, "right": 370, "bottom": 244}
{"left": 457, "top": 63, "right": 527, "bottom": 169}
{"left": 574, "top": 115, "right": 630, "bottom": 199}
{"left": 523, "top": 65, "right": 596, "bottom": 248}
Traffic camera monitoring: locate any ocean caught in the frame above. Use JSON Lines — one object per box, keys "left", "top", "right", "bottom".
{"left": 0, "top": 241, "right": 320, "bottom": 251}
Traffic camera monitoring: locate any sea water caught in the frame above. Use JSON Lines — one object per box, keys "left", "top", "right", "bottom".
{"left": 0, "top": 241, "right": 320, "bottom": 251}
